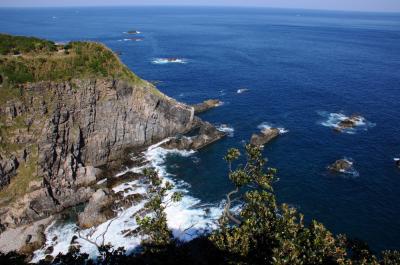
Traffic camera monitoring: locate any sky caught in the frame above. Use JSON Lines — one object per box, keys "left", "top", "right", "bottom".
{"left": 0, "top": 0, "right": 400, "bottom": 12}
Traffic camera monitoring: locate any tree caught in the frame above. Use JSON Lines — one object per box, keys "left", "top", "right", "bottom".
{"left": 135, "top": 168, "right": 182, "bottom": 252}
{"left": 211, "top": 144, "right": 350, "bottom": 265}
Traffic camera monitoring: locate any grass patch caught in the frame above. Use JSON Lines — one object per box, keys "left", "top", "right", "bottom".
{"left": 0, "top": 145, "right": 40, "bottom": 207}
{"left": 0, "top": 33, "right": 57, "bottom": 55}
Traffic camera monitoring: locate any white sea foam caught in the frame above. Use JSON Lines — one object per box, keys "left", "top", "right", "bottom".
{"left": 237, "top": 88, "right": 249, "bottom": 94}
{"left": 216, "top": 124, "right": 234, "bottom": 137}
{"left": 394, "top": 158, "right": 400, "bottom": 162}
{"left": 96, "top": 178, "right": 107, "bottom": 185}
{"left": 32, "top": 139, "right": 224, "bottom": 262}
{"left": 118, "top": 38, "right": 143, "bottom": 42}
{"left": 152, "top": 58, "right": 187, "bottom": 64}
{"left": 257, "top": 122, "right": 289, "bottom": 134}
{"left": 318, "top": 111, "right": 375, "bottom": 134}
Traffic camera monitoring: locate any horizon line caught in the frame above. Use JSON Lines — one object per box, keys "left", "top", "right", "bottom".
{"left": 0, "top": 4, "right": 400, "bottom": 14}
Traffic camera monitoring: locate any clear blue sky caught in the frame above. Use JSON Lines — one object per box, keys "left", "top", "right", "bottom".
{"left": 1, "top": 0, "right": 400, "bottom": 12}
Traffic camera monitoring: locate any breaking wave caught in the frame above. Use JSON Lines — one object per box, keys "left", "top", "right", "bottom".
{"left": 152, "top": 58, "right": 187, "bottom": 64}
{"left": 318, "top": 111, "right": 375, "bottom": 134}
{"left": 237, "top": 88, "right": 249, "bottom": 94}
{"left": 118, "top": 38, "right": 143, "bottom": 42}
{"left": 216, "top": 124, "right": 234, "bottom": 137}
{"left": 32, "top": 139, "right": 224, "bottom": 262}
{"left": 257, "top": 122, "right": 289, "bottom": 134}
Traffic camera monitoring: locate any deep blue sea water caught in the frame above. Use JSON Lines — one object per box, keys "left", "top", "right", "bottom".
{"left": 1, "top": 6, "right": 400, "bottom": 252}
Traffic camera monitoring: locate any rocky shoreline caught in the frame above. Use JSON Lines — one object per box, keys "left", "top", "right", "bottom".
{"left": 0, "top": 70, "right": 226, "bottom": 257}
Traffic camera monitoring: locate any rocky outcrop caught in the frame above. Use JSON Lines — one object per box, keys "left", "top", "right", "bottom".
{"left": 0, "top": 216, "right": 52, "bottom": 255}
{"left": 250, "top": 128, "right": 280, "bottom": 146}
{"left": 162, "top": 120, "right": 226, "bottom": 150}
{"left": 192, "top": 99, "right": 221, "bottom": 114}
{"left": 78, "top": 189, "right": 116, "bottom": 229}
{"left": 0, "top": 78, "right": 196, "bottom": 228}
{"left": 328, "top": 159, "right": 353, "bottom": 173}
{"left": 335, "top": 114, "right": 363, "bottom": 132}
{"left": 0, "top": 155, "right": 19, "bottom": 188}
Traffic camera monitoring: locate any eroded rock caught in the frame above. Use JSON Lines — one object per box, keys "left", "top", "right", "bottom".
{"left": 335, "top": 114, "right": 363, "bottom": 132}
{"left": 250, "top": 128, "right": 280, "bottom": 146}
{"left": 192, "top": 99, "right": 222, "bottom": 114}
{"left": 162, "top": 121, "right": 226, "bottom": 150}
{"left": 78, "top": 189, "right": 116, "bottom": 229}
{"left": 328, "top": 159, "right": 353, "bottom": 173}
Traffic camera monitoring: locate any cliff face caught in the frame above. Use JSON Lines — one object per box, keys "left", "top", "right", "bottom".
{"left": 0, "top": 78, "right": 194, "bottom": 227}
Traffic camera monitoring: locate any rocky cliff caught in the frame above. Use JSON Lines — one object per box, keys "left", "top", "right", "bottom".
{"left": 0, "top": 35, "right": 204, "bottom": 228}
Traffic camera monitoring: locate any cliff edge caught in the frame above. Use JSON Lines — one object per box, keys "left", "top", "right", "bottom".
{"left": 0, "top": 34, "right": 199, "bottom": 228}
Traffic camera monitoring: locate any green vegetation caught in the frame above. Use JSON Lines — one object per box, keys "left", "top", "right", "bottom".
{"left": 0, "top": 145, "right": 40, "bottom": 207}
{"left": 2, "top": 145, "right": 395, "bottom": 265}
{"left": 0, "top": 38, "right": 143, "bottom": 86}
{"left": 135, "top": 168, "right": 183, "bottom": 251}
{"left": 0, "top": 34, "right": 57, "bottom": 55}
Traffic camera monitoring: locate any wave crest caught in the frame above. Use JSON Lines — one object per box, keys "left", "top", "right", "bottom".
{"left": 32, "top": 139, "right": 224, "bottom": 262}
{"left": 257, "top": 122, "right": 289, "bottom": 134}
{"left": 152, "top": 58, "right": 187, "bottom": 64}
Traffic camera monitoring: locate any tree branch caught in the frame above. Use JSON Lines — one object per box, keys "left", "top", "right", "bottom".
{"left": 224, "top": 187, "right": 242, "bottom": 225}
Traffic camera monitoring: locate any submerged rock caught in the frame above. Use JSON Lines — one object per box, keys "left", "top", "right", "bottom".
{"left": 192, "top": 99, "right": 222, "bottom": 114}
{"left": 250, "top": 128, "right": 280, "bottom": 146}
{"left": 328, "top": 159, "right": 353, "bottom": 173}
{"left": 126, "top": 30, "right": 140, "bottom": 34}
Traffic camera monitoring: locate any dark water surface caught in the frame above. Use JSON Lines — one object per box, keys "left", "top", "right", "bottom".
{"left": 1, "top": 6, "right": 400, "bottom": 252}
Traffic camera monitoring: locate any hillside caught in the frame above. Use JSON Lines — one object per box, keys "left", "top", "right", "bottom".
{"left": 0, "top": 34, "right": 197, "bottom": 230}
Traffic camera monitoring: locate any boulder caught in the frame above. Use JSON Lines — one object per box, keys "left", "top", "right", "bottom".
{"left": 78, "top": 189, "right": 116, "bottom": 229}
{"left": 395, "top": 158, "right": 400, "bottom": 169}
{"left": 328, "top": 159, "right": 353, "bottom": 173}
{"left": 250, "top": 128, "right": 280, "bottom": 146}
{"left": 192, "top": 99, "right": 222, "bottom": 114}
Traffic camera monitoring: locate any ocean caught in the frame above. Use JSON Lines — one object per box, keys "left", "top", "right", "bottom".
{"left": 1, "top": 6, "right": 399, "bottom": 255}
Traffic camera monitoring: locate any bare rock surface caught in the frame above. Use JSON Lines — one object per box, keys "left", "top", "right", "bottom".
{"left": 250, "top": 128, "right": 280, "bottom": 146}
{"left": 162, "top": 120, "right": 226, "bottom": 150}
{"left": 192, "top": 99, "right": 222, "bottom": 114}
{"left": 0, "top": 216, "right": 52, "bottom": 254}
{"left": 78, "top": 189, "right": 116, "bottom": 229}
{"left": 328, "top": 159, "right": 353, "bottom": 173}
{"left": 0, "top": 78, "right": 196, "bottom": 228}
{"left": 335, "top": 114, "right": 364, "bottom": 132}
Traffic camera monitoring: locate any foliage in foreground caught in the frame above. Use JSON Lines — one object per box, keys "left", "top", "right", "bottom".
{"left": 1, "top": 145, "right": 400, "bottom": 265}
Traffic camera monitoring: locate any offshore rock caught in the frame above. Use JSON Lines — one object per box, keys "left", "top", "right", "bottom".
{"left": 250, "top": 128, "right": 280, "bottom": 146}
{"left": 335, "top": 114, "right": 364, "bottom": 132}
{"left": 192, "top": 99, "right": 222, "bottom": 114}
{"left": 162, "top": 120, "right": 226, "bottom": 150}
{"left": 328, "top": 159, "right": 353, "bottom": 173}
